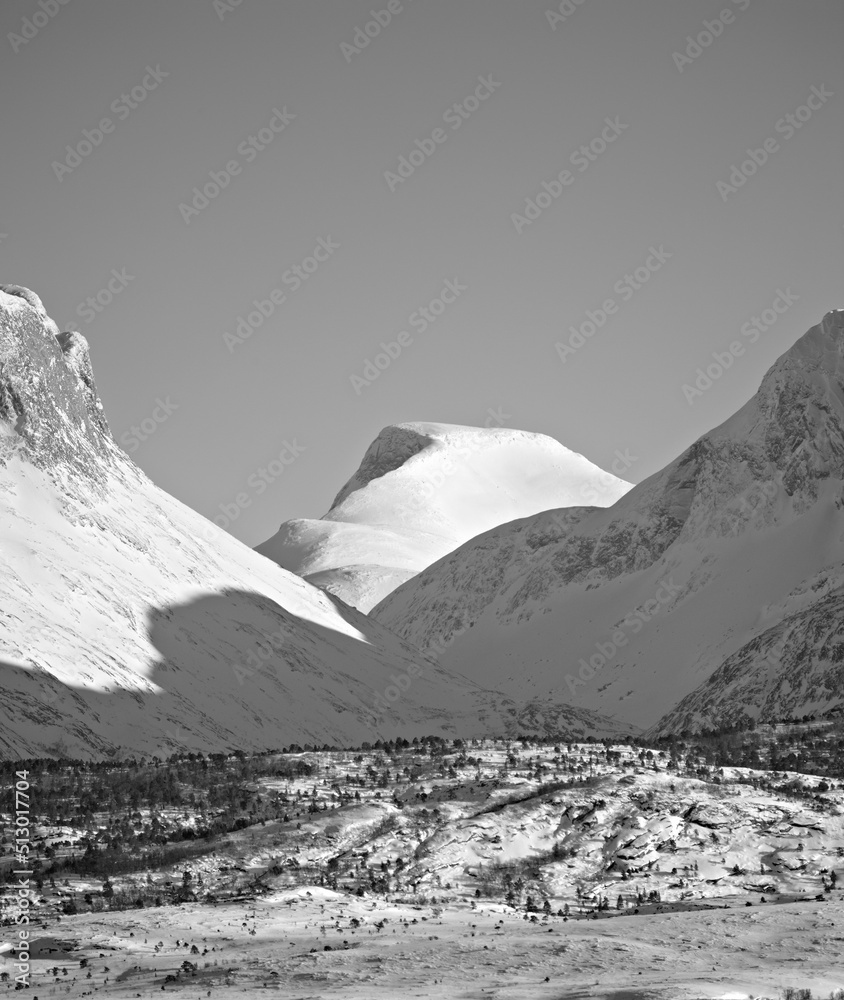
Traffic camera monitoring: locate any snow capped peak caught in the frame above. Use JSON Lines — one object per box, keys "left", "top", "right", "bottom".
{"left": 0, "top": 283, "right": 58, "bottom": 334}
{"left": 605, "top": 305, "right": 844, "bottom": 546}
{"left": 696, "top": 305, "right": 844, "bottom": 510}
{"left": 759, "top": 307, "right": 844, "bottom": 395}
{"left": 258, "top": 420, "right": 632, "bottom": 611}
{"left": 330, "top": 421, "right": 603, "bottom": 510}
{"left": 329, "top": 422, "right": 437, "bottom": 509}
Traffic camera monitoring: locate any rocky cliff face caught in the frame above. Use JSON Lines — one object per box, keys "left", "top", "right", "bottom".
{"left": 372, "top": 311, "right": 844, "bottom": 732}
{"left": 0, "top": 285, "right": 115, "bottom": 474}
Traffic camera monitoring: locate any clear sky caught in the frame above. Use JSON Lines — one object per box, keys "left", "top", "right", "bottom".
{"left": 2, "top": 0, "right": 842, "bottom": 545}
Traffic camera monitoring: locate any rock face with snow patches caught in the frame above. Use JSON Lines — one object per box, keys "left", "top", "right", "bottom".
{"left": 257, "top": 421, "right": 631, "bottom": 612}
{"left": 0, "top": 287, "right": 629, "bottom": 758}
{"left": 0, "top": 285, "right": 111, "bottom": 471}
{"left": 372, "top": 311, "right": 844, "bottom": 733}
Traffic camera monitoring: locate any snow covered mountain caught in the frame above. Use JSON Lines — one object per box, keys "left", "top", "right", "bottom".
{"left": 372, "top": 311, "right": 844, "bottom": 733}
{"left": 0, "top": 286, "right": 630, "bottom": 758}
{"left": 257, "top": 421, "right": 631, "bottom": 611}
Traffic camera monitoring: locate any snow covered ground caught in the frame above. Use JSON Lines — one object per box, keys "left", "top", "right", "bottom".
{"left": 6, "top": 738, "right": 844, "bottom": 999}
{"left": 8, "top": 892, "right": 842, "bottom": 999}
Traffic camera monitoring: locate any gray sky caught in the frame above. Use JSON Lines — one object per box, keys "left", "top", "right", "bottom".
{"left": 2, "top": 0, "right": 842, "bottom": 545}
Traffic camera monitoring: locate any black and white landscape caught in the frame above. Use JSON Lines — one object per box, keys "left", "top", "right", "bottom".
{"left": 1, "top": 290, "right": 844, "bottom": 758}
{"left": 1, "top": 2, "right": 843, "bottom": 998}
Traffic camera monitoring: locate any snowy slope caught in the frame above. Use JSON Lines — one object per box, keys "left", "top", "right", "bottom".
{"left": 372, "top": 311, "right": 844, "bottom": 732}
{"left": 652, "top": 571, "right": 844, "bottom": 735}
{"left": 256, "top": 421, "right": 631, "bottom": 611}
{"left": 0, "top": 286, "right": 630, "bottom": 758}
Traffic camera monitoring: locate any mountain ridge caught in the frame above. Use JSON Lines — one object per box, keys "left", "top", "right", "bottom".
{"left": 372, "top": 310, "right": 844, "bottom": 732}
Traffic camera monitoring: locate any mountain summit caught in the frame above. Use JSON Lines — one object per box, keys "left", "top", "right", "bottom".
{"left": 257, "top": 421, "right": 631, "bottom": 611}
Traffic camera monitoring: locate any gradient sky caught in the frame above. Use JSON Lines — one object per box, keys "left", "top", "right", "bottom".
{"left": 2, "top": 0, "right": 842, "bottom": 545}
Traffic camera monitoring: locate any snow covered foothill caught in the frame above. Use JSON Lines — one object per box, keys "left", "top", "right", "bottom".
{"left": 257, "top": 421, "right": 631, "bottom": 611}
